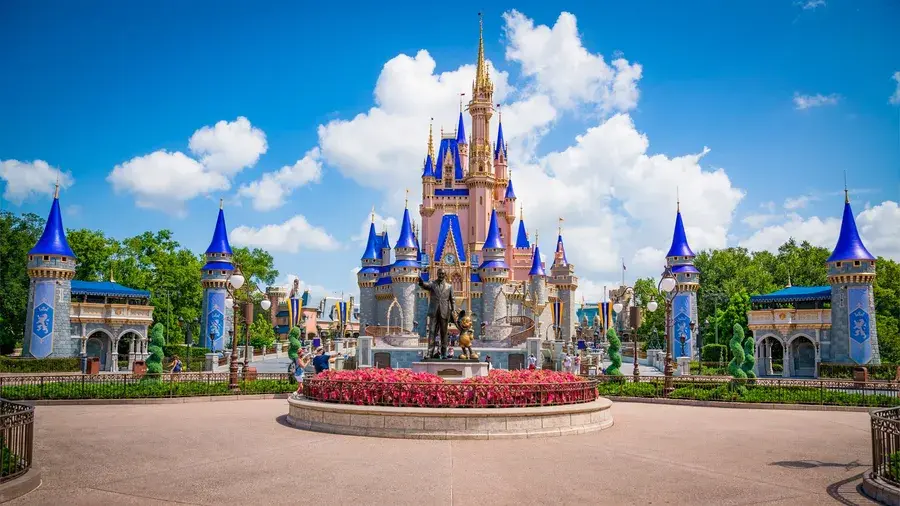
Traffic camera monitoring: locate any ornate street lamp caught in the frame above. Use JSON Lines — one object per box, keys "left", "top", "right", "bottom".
{"left": 226, "top": 267, "right": 245, "bottom": 391}
{"left": 649, "top": 266, "right": 677, "bottom": 394}
{"left": 613, "top": 287, "right": 639, "bottom": 379}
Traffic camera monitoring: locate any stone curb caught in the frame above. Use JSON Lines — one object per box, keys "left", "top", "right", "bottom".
{"left": 606, "top": 396, "right": 872, "bottom": 412}
{"left": 27, "top": 393, "right": 291, "bottom": 406}
{"left": 0, "top": 466, "right": 41, "bottom": 503}
{"left": 862, "top": 471, "right": 900, "bottom": 505}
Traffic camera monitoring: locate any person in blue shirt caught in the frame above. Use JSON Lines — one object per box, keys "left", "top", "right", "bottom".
{"left": 312, "top": 347, "right": 337, "bottom": 374}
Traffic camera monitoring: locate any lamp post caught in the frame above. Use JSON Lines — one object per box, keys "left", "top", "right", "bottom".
{"left": 243, "top": 297, "right": 272, "bottom": 372}
{"left": 225, "top": 267, "right": 245, "bottom": 391}
{"left": 649, "top": 266, "right": 677, "bottom": 395}
{"left": 613, "top": 286, "right": 638, "bottom": 379}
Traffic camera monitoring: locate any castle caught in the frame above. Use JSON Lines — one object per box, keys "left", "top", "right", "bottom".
{"left": 356, "top": 18, "right": 578, "bottom": 351}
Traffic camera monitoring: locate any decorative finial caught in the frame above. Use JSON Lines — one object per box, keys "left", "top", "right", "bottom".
{"left": 427, "top": 118, "right": 435, "bottom": 160}
{"left": 558, "top": 217, "right": 564, "bottom": 236}
{"left": 370, "top": 205, "right": 375, "bottom": 224}
{"left": 535, "top": 229, "right": 539, "bottom": 245}
{"left": 460, "top": 93, "right": 465, "bottom": 113}
{"left": 844, "top": 170, "right": 849, "bottom": 203}
{"left": 53, "top": 173, "right": 60, "bottom": 199}
{"left": 219, "top": 198, "right": 224, "bottom": 210}
{"left": 405, "top": 188, "right": 409, "bottom": 208}
{"left": 497, "top": 103, "right": 502, "bottom": 122}
{"left": 519, "top": 203, "right": 523, "bottom": 220}
{"left": 676, "top": 187, "right": 680, "bottom": 212}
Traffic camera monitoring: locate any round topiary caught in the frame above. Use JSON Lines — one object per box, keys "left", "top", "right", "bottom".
{"left": 606, "top": 327, "right": 623, "bottom": 376}
{"left": 287, "top": 326, "right": 301, "bottom": 361}
{"left": 146, "top": 322, "right": 166, "bottom": 375}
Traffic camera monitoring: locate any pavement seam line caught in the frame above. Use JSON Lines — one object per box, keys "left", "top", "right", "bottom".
{"left": 86, "top": 486, "right": 205, "bottom": 505}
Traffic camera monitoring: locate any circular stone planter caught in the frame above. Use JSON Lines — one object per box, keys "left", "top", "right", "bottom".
{"left": 286, "top": 395, "right": 614, "bottom": 440}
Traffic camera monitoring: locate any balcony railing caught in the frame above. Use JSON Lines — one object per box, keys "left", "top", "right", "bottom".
{"left": 0, "top": 398, "right": 34, "bottom": 483}
{"left": 748, "top": 309, "right": 830, "bottom": 327}
{"left": 70, "top": 303, "right": 155, "bottom": 323}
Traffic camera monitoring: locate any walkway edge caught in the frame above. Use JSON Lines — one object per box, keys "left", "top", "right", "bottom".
{"left": 27, "top": 393, "right": 292, "bottom": 406}
{"left": 606, "top": 396, "right": 872, "bottom": 412}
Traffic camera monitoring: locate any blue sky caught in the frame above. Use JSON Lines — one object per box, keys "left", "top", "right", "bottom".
{"left": 1, "top": 1, "right": 898, "bottom": 301}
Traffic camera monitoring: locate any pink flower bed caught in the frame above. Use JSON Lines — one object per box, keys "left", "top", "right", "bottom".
{"left": 302, "top": 368, "right": 597, "bottom": 408}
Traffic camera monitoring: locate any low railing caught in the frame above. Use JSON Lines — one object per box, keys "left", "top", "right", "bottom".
{"left": 0, "top": 399, "right": 33, "bottom": 483}
{"left": 595, "top": 375, "right": 900, "bottom": 407}
{"left": 872, "top": 407, "right": 900, "bottom": 486}
{"left": 365, "top": 326, "right": 402, "bottom": 338}
{"left": 302, "top": 377, "right": 598, "bottom": 408}
{"left": 0, "top": 372, "right": 293, "bottom": 401}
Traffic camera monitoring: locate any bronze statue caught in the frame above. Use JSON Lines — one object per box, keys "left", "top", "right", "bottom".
{"left": 418, "top": 268, "right": 454, "bottom": 359}
{"left": 456, "top": 310, "right": 477, "bottom": 360}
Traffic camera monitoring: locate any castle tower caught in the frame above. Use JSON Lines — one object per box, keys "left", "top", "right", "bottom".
{"left": 357, "top": 212, "right": 381, "bottom": 332}
{"left": 24, "top": 183, "right": 77, "bottom": 359}
{"left": 420, "top": 122, "right": 437, "bottom": 246}
{"left": 200, "top": 200, "right": 234, "bottom": 352}
{"left": 510, "top": 205, "right": 532, "bottom": 280}
{"left": 827, "top": 189, "right": 879, "bottom": 365}
{"left": 480, "top": 209, "right": 509, "bottom": 337}
{"left": 549, "top": 225, "right": 578, "bottom": 342}
{"left": 390, "top": 206, "right": 421, "bottom": 332}
{"left": 465, "top": 15, "right": 496, "bottom": 254}
{"left": 265, "top": 285, "right": 287, "bottom": 326}
{"left": 665, "top": 201, "right": 700, "bottom": 360}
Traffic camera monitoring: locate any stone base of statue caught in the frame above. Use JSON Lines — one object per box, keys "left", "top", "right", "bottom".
{"left": 412, "top": 359, "right": 489, "bottom": 383}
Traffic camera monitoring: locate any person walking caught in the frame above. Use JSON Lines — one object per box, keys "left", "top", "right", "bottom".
{"left": 574, "top": 353, "right": 582, "bottom": 375}
{"left": 485, "top": 355, "right": 493, "bottom": 371}
{"left": 312, "top": 347, "right": 337, "bottom": 374}
{"left": 290, "top": 350, "right": 311, "bottom": 384}
{"left": 528, "top": 354, "right": 537, "bottom": 370}
{"left": 169, "top": 355, "right": 183, "bottom": 374}
{"left": 563, "top": 353, "right": 573, "bottom": 373}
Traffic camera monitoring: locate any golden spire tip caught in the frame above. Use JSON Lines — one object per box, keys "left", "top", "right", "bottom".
{"left": 219, "top": 198, "right": 224, "bottom": 210}
{"left": 405, "top": 188, "right": 409, "bottom": 208}
{"left": 53, "top": 174, "right": 60, "bottom": 199}
{"left": 370, "top": 205, "right": 375, "bottom": 224}
{"left": 844, "top": 170, "right": 849, "bottom": 203}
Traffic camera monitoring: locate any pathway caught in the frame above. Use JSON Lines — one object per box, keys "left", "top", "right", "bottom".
{"left": 13, "top": 399, "right": 876, "bottom": 505}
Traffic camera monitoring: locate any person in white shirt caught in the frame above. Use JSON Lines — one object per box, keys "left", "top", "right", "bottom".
{"left": 485, "top": 355, "right": 493, "bottom": 371}
{"left": 563, "top": 353, "right": 573, "bottom": 373}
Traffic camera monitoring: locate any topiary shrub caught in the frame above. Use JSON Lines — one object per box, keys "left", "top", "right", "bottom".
{"left": 146, "top": 323, "right": 166, "bottom": 375}
{"left": 606, "top": 327, "right": 622, "bottom": 376}
{"left": 701, "top": 344, "right": 728, "bottom": 363}
{"left": 287, "top": 326, "right": 301, "bottom": 361}
{"left": 741, "top": 334, "right": 756, "bottom": 379}
{"left": 727, "top": 323, "right": 746, "bottom": 380}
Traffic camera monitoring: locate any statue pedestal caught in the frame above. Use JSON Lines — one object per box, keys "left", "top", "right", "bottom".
{"left": 412, "top": 360, "right": 489, "bottom": 383}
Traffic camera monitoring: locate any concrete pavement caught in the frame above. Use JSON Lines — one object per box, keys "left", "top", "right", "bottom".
{"left": 11, "top": 399, "right": 877, "bottom": 505}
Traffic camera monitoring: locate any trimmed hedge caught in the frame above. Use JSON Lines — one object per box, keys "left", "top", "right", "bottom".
{"left": 0, "top": 378, "right": 295, "bottom": 400}
{"left": 701, "top": 344, "right": 727, "bottom": 362}
{"left": 0, "top": 357, "right": 81, "bottom": 373}
{"left": 819, "top": 363, "right": 899, "bottom": 381}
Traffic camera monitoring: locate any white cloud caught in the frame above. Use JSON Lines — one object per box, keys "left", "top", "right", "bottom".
{"left": 890, "top": 71, "right": 900, "bottom": 105}
{"left": 107, "top": 117, "right": 268, "bottom": 213}
{"left": 784, "top": 195, "right": 812, "bottom": 210}
{"left": 800, "top": 0, "right": 825, "bottom": 9}
{"left": 107, "top": 150, "right": 229, "bottom": 214}
{"left": 231, "top": 215, "right": 340, "bottom": 253}
{"left": 0, "top": 159, "right": 75, "bottom": 204}
{"left": 741, "top": 213, "right": 779, "bottom": 229}
{"left": 351, "top": 211, "right": 399, "bottom": 246}
{"left": 188, "top": 116, "right": 268, "bottom": 176}
{"left": 739, "top": 213, "right": 840, "bottom": 252}
{"left": 503, "top": 10, "right": 642, "bottom": 113}
{"left": 793, "top": 92, "right": 840, "bottom": 110}
{"left": 857, "top": 201, "right": 900, "bottom": 260}
{"left": 238, "top": 148, "right": 323, "bottom": 211}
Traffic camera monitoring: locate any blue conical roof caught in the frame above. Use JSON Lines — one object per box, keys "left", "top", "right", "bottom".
{"left": 505, "top": 178, "right": 516, "bottom": 199}
{"left": 456, "top": 112, "right": 467, "bottom": 144}
{"left": 395, "top": 208, "right": 417, "bottom": 249}
{"left": 515, "top": 219, "right": 530, "bottom": 249}
{"left": 361, "top": 222, "right": 378, "bottom": 260}
{"left": 422, "top": 154, "right": 434, "bottom": 178}
{"left": 553, "top": 234, "right": 568, "bottom": 266}
{"left": 827, "top": 199, "right": 875, "bottom": 262}
{"left": 483, "top": 209, "right": 504, "bottom": 250}
{"left": 494, "top": 121, "right": 507, "bottom": 159}
{"left": 30, "top": 195, "right": 76, "bottom": 257}
{"left": 529, "top": 245, "right": 545, "bottom": 276}
{"left": 665, "top": 210, "right": 695, "bottom": 258}
{"left": 205, "top": 207, "right": 233, "bottom": 255}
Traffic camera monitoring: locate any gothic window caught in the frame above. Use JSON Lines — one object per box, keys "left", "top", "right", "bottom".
{"left": 479, "top": 196, "right": 483, "bottom": 205}
{"left": 445, "top": 179, "right": 452, "bottom": 189}
{"left": 854, "top": 261, "right": 861, "bottom": 267}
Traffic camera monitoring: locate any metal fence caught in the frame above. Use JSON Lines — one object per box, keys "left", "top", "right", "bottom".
{"left": 595, "top": 375, "right": 900, "bottom": 407}
{"left": 0, "top": 372, "right": 294, "bottom": 401}
{"left": 302, "top": 377, "right": 599, "bottom": 408}
{"left": 0, "top": 398, "right": 33, "bottom": 483}
{"left": 871, "top": 406, "right": 900, "bottom": 486}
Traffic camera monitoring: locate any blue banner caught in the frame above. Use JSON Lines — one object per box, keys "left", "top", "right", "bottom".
{"left": 848, "top": 287, "right": 872, "bottom": 365}
{"left": 312, "top": 337, "right": 321, "bottom": 348}
{"left": 288, "top": 297, "right": 300, "bottom": 328}
{"left": 205, "top": 290, "right": 226, "bottom": 352}
{"left": 673, "top": 294, "right": 692, "bottom": 359}
{"left": 30, "top": 281, "right": 55, "bottom": 358}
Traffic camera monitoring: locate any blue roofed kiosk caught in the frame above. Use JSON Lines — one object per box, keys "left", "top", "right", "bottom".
{"left": 748, "top": 189, "right": 879, "bottom": 378}
{"left": 25, "top": 184, "right": 154, "bottom": 372}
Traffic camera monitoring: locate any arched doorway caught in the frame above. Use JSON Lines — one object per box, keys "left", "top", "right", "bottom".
{"left": 86, "top": 331, "right": 111, "bottom": 370}
{"left": 790, "top": 336, "right": 816, "bottom": 377}
{"left": 757, "top": 336, "right": 784, "bottom": 376}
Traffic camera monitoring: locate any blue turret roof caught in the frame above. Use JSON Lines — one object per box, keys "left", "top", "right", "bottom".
{"left": 553, "top": 234, "right": 568, "bottom": 266}
{"left": 205, "top": 207, "right": 233, "bottom": 256}
{"left": 483, "top": 209, "right": 505, "bottom": 250}
{"left": 665, "top": 209, "right": 695, "bottom": 258}
{"left": 422, "top": 154, "right": 434, "bottom": 178}
{"left": 435, "top": 214, "right": 466, "bottom": 262}
{"left": 529, "top": 245, "right": 546, "bottom": 276}
{"left": 395, "top": 208, "right": 417, "bottom": 249}
{"left": 436, "top": 138, "right": 465, "bottom": 181}
{"left": 505, "top": 178, "right": 516, "bottom": 199}
{"left": 380, "top": 231, "right": 391, "bottom": 256}
{"left": 495, "top": 121, "right": 507, "bottom": 160}
{"left": 361, "top": 222, "right": 379, "bottom": 260}
{"left": 30, "top": 194, "right": 76, "bottom": 257}
{"left": 828, "top": 198, "right": 875, "bottom": 262}
{"left": 515, "top": 219, "right": 530, "bottom": 249}
{"left": 456, "top": 112, "right": 467, "bottom": 145}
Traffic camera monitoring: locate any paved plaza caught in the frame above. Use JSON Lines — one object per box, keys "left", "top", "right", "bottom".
{"left": 11, "top": 399, "right": 877, "bottom": 505}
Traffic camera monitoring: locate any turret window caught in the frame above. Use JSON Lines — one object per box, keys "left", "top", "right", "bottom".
{"left": 836, "top": 262, "right": 842, "bottom": 268}
{"left": 62, "top": 257, "right": 67, "bottom": 262}
{"left": 854, "top": 261, "right": 861, "bottom": 267}
{"left": 43, "top": 256, "right": 49, "bottom": 261}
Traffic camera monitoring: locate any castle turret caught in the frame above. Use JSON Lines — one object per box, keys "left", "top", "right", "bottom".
{"left": 200, "top": 200, "right": 234, "bottom": 352}
{"left": 266, "top": 285, "right": 287, "bottom": 327}
{"left": 421, "top": 122, "right": 437, "bottom": 225}
{"left": 357, "top": 213, "right": 381, "bottom": 332}
{"left": 665, "top": 201, "right": 700, "bottom": 361}
{"left": 390, "top": 206, "right": 421, "bottom": 332}
{"left": 827, "top": 189, "right": 879, "bottom": 365}
{"left": 549, "top": 226, "right": 578, "bottom": 342}
{"left": 480, "top": 209, "right": 509, "bottom": 335}
{"left": 465, "top": 15, "right": 496, "bottom": 253}
{"left": 25, "top": 183, "right": 77, "bottom": 359}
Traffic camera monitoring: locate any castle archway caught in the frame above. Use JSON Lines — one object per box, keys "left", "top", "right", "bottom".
{"left": 789, "top": 335, "right": 816, "bottom": 378}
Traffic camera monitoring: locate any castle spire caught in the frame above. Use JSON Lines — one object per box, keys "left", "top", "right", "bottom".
{"left": 483, "top": 209, "right": 505, "bottom": 250}
{"left": 827, "top": 189, "right": 875, "bottom": 262}
{"left": 474, "top": 12, "right": 493, "bottom": 95}
{"left": 665, "top": 202, "right": 695, "bottom": 258}
{"left": 29, "top": 185, "right": 75, "bottom": 258}
{"left": 395, "top": 207, "right": 417, "bottom": 250}
{"left": 205, "top": 204, "right": 233, "bottom": 256}
{"left": 529, "top": 243, "right": 545, "bottom": 277}
{"left": 456, "top": 110, "right": 467, "bottom": 145}
{"left": 515, "top": 207, "right": 530, "bottom": 249}
{"left": 494, "top": 111, "right": 507, "bottom": 160}
{"left": 361, "top": 221, "right": 379, "bottom": 260}
{"left": 505, "top": 177, "right": 516, "bottom": 199}
{"left": 427, "top": 118, "right": 435, "bottom": 161}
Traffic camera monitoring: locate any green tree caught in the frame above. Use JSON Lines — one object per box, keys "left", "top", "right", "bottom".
{"left": 0, "top": 212, "right": 44, "bottom": 353}
{"left": 287, "top": 326, "right": 301, "bottom": 361}
{"left": 249, "top": 313, "right": 276, "bottom": 349}
{"left": 146, "top": 323, "right": 166, "bottom": 375}
{"left": 874, "top": 257, "right": 900, "bottom": 362}
{"left": 727, "top": 323, "right": 747, "bottom": 379}
{"left": 66, "top": 228, "right": 120, "bottom": 281}
{"left": 634, "top": 277, "right": 665, "bottom": 345}
{"left": 606, "top": 327, "right": 623, "bottom": 376}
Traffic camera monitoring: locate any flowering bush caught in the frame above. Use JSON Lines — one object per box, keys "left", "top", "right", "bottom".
{"left": 302, "top": 368, "right": 596, "bottom": 408}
